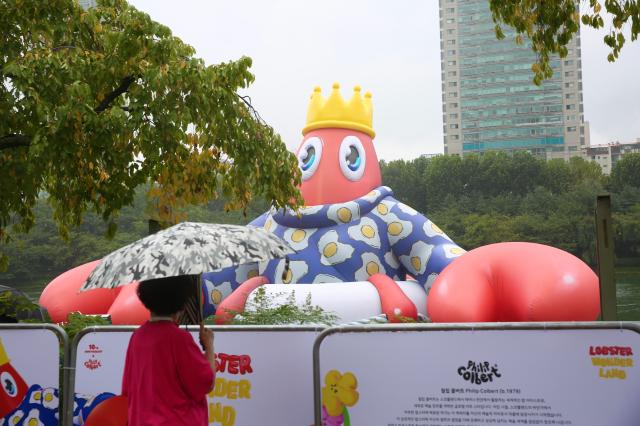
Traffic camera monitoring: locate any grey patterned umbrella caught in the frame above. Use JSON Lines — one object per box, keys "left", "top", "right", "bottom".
{"left": 81, "top": 222, "right": 294, "bottom": 291}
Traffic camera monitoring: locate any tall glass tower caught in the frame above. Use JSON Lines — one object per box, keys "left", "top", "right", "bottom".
{"left": 440, "top": 0, "right": 586, "bottom": 159}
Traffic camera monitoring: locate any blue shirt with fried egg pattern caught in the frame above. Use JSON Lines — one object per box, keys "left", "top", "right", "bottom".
{"left": 201, "top": 186, "right": 465, "bottom": 316}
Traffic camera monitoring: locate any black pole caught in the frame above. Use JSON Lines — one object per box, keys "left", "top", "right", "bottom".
{"left": 595, "top": 194, "right": 617, "bottom": 320}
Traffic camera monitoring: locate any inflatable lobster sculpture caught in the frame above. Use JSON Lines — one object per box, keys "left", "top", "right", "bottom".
{"left": 40, "top": 83, "right": 600, "bottom": 324}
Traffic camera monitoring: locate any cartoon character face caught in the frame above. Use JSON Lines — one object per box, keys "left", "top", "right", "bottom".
{"left": 296, "top": 128, "right": 381, "bottom": 206}
{"left": 0, "top": 364, "right": 28, "bottom": 418}
{"left": 1, "top": 372, "right": 17, "bottom": 397}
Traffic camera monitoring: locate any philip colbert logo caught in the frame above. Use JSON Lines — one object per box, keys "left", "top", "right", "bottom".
{"left": 458, "top": 361, "right": 501, "bottom": 385}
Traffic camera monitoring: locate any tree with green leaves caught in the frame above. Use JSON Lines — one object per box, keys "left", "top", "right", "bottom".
{"left": 215, "top": 287, "right": 338, "bottom": 326}
{"left": 611, "top": 153, "right": 640, "bottom": 191}
{"left": 379, "top": 157, "right": 431, "bottom": 212}
{"left": 378, "top": 152, "right": 615, "bottom": 264}
{"left": 614, "top": 203, "right": 640, "bottom": 258}
{"left": 0, "top": 0, "right": 302, "bottom": 269}
{"left": 489, "top": 0, "right": 640, "bottom": 84}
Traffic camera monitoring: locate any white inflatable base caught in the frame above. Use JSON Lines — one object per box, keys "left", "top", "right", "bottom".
{"left": 245, "top": 281, "right": 427, "bottom": 324}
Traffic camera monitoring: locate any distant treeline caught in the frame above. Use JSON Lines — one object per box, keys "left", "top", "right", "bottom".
{"left": 0, "top": 187, "right": 270, "bottom": 295}
{"left": 1, "top": 152, "right": 639, "bottom": 296}
{"left": 381, "top": 151, "right": 640, "bottom": 265}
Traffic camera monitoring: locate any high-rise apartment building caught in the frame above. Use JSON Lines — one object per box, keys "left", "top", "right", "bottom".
{"left": 583, "top": 139, "right": 640, "bottom": 175}
{"left": 78, "top": 0, "right": 97, "bottom": 9}
{"left": 440, "top": 0, "right": 587, "bottom": 159}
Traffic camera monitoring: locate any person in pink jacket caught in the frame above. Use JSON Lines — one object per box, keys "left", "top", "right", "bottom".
{"left": 122, "top": 276, "right": 215, "bottom": 426}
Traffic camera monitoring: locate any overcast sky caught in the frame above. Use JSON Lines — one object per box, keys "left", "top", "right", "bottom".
{"left": 128, "top": 0, "right": 640, "bottom": 161}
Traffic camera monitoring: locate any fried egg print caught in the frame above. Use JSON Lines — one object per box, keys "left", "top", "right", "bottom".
{"left": 298, "top": 205, "right": 324, "bottom": 215}
{"left": 425, "top": 273, "right": 439, "bottom": 293}
{"left": 24, "top": 409, "right": 45, "bottom": 426}
{"left": 396, "top": 202, "right": 418, "bottom": 216}
{"left": 42, "top": 388, "right": 58, "bottom": 410}
{"left": 318, "top": 231, "right": 354, "bottom": 266}
{"left": 29, "top": 390, "right": 42, "bottom": 404}
{"left": 204, "top": 279, "right": 233, "bottom": 306}
{"left": 385, "top": 212, "right": 413, "bottom": 245}
{"left": 235, "top": 263, "right": 260, "bottom": 283}
{"left": 371, "top": 199, "right": 396, "bottom": 219}
{"left": 8, "top": 410, "right": 24, "bottom": 425}
{"left": 263, "top": 216, "right": 278, "bottom": 233}
{"left": 313, "top": 274, "right": 342, "bottom": 283}
{"left": 327, "top": 201, "right": 360, "bottom": 224}
{"left": 400, "top": 241, "right": 434, "bottom": 276}
{"left": 361, "top": 188, "right": 382, "bottom": 203}
{"left": 441, "top": 244, "right": 466, "bottom": 259}
{"left": 347, "top": 217, "right": 381, "bottom": 249}
{"left": 422, "top": 220, "right": 452, "bottom": 241}
{"left": 275, "top": 259, "right": 309, "bottom": 284}
{"left": 355, "top": 252, "right": 387, "bottom": 280}
{"left": 384, "top": 251, "right": 400, "bottom": 269}
{"left": 283, "top": 228, "right": 317, "bottom": 251}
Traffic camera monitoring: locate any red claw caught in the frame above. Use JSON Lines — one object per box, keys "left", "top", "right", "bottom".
{"left": 215, "top": 276, "right": 270, "bottom": 324}
{"left": 427, "top": 242, "right": 600, "bottom": 323}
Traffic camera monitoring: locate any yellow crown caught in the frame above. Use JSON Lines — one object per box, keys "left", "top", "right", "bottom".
{"left": 302, "top": 83, "right": 375, "bottom": 138}
{"left": 0, "top": 338, "right": 9, "bottom": 365}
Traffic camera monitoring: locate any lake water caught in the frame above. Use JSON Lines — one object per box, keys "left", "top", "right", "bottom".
{"left": 616, "top": 267, "right": 640, "bottom": 321}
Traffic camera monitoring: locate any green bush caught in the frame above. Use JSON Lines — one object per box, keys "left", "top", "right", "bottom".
{"left": 61, "top": 312, "right": 111, "bottom": 343}
{"left": 212, "top": 286, "right": 338, "bottom": 326}
{"left": 0, "top": 290, "right": 43, "bottom": 323}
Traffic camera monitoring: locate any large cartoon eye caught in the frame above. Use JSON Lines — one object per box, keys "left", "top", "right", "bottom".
{"left": 297, "top": 137, "right": 323, "bottom": 181}
{"left": 339, "top": 135, "right": 366, "bottom": 181}
{"left": 1, "top": 372, "right": 17, "bottom": 397}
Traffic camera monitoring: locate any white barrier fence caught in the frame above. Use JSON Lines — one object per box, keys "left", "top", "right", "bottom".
{"left": 67, "top": 325, "right": 324, "bottom": 426}
{"left": 313, "top": 323, "right": 640, "bottom": 426}
{"left": 0, "top": 324, "right": 67, "bottom": 426}
{"left": 0, "top": 323, "right": 635, "bottom": 426}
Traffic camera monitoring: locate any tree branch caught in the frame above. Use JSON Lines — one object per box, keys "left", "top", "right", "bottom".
{"left": 0, "top": 134, "right": 31, "bottom": 151}
{"left": 52, "top": 45, "right": 78, "bottom": 52}
{"left": 95, "top": 76, "right": 136, "bottom": 113}
{"left": 238, "top": 94, "right": 266, "bottom": 125}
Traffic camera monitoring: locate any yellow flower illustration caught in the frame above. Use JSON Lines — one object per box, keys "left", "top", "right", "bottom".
{"left": 322, "top": 370, "right": 359, "bottom": 417}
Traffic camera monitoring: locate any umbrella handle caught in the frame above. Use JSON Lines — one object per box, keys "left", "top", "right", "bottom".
{"left": 198, "top": 321, "right": 205, "bottom": 351}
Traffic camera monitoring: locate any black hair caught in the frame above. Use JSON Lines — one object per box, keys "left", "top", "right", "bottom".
{"left": 137, "top": 275, "right": 194, "bottom": 316}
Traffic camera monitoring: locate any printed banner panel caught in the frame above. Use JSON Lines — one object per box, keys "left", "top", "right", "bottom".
{"left": 74, "top": 328, "right": 319, "bottom": 426}
{"left": 316, "top": 327, "right": 640, "bottom": 426}
{"left": 0, "top": 328, "right": 61, "bottom": 426}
